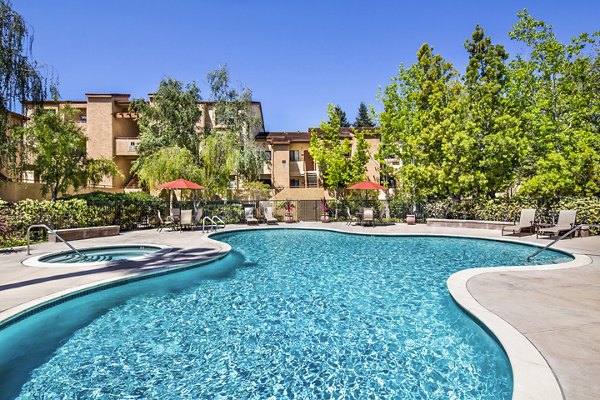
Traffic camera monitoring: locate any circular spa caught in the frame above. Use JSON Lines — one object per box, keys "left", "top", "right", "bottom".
{"left": 0, "top": 230, "right": 572, "bottom": 399}
{"left": 23, "top": 245, "right": 164, "bottom": 266}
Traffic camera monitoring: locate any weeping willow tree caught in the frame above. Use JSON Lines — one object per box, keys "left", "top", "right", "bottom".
{"left": 132, "top": 66, "right": 265, "bottom": 198}
{"left": 0, "top": 0, "right": 56, "bottom": 178}
{"left": 205, "top": 65, "right": 265, "bottom": 192}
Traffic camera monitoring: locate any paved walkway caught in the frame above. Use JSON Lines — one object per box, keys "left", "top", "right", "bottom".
{"left": 1, "top": 223, "right": 599, "bottom": 399}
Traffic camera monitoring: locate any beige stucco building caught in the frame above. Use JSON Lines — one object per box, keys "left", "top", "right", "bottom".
{"left": 3, "top": 93, "right": 384, "bottom": 202}
{"left": 22, "top": 94, "right": 265, "bottom": 191}
{"left": 255, "top": 128, "right": 382, "bottom": 200}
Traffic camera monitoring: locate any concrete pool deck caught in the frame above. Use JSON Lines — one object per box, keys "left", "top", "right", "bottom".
{"left": 0, "top": 222, "right": 599, "bottom": 399}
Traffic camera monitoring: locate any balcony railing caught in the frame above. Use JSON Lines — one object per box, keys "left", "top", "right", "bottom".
{"left": 115, "top": 138, "right": 140, "bottom": 156}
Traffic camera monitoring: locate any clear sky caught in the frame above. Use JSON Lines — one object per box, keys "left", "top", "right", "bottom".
{"left": 10, "top": 0, "right": 600, "bottom": 131}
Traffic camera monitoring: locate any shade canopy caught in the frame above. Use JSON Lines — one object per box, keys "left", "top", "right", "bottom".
{"left": 158, "top": 178, "right": 205, "bottom": 190}
{"left": 346, "top": 180, "right": 387, "bottom": 190}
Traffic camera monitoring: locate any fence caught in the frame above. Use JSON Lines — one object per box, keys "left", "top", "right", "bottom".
{"left": 3, "top": 196, "right": 598, "bottom": 248}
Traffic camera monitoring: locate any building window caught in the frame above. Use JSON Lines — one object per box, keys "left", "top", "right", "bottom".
{"left": 289, "top": 150, "right": 299, "bottom": 161}
{"left": 290, "top": 178, "right": 301, "bottom": 188}
{"left": 263, "top": 151, "right": 271, "bottom": 161}
{"left": 129, "top": 141, "right": 138, "bottom": 152}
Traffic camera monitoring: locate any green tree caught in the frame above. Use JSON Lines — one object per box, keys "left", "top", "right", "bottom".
{"left": 378, "top": 44, "right": 463, "bottom": 200}
{"left": 331, "top": 104, "right": 351, "bottom": 127}
{"left": 462, "top": 25, "right": 524, "bottom": 198}
{"left": 0, "top": 0, "right": 56, "bottom": 177}
{"left": 353, "top": 102, "right": 375, "bottom": 128}
{"left": 310, "top": 104, "right": 369, "bottom": 199}
{"left": 204, "top": 65, "right": 265, "bottom": 193}
{"left": 508, "top": 10, "right": 600, "bottom": 196}
{"left": 131, "top": 77, "right": 202, "bottom": 173}
{"left": 18, "top": 105, "right": 120, "bottom": 200}
{"left": 135, "top": 146, "right": 202, "bottom": 189}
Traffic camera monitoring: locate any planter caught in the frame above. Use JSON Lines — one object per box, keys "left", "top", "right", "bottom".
{"left": 320, "top": 213, "right": 330, "bottom": 223}
{"left": 406, "top": 214, "right": 416, "bottom": 225}
{"left": 284, "top": 213, "right": 293, "bottom": 223}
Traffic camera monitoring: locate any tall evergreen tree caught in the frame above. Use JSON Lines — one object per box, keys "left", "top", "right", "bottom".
{"left": 353, "top": 102, "right": 374, "bottom": 128}
{"left": 331, "top": 104, "right": 351, "bottom": 127}
{"left": 462, "top": 25, "right": 524, "bottom": 198}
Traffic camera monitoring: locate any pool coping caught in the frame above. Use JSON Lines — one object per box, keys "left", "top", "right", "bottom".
{"left": 0, "top": 225, "right": 592, "bottom": 399}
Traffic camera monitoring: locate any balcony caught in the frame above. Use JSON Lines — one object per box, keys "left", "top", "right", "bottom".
{"left": 289, "top": 161, "right": 305, "bottom": 176}
{"left": 115, "top": 138, "right": 140, "bottom": 156}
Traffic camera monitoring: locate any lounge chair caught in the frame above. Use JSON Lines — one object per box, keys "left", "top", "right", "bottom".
{"left": 157, "top": 210, "right": 174, "bottom": 232}
{"left": 244, "top": 207, "right": 259, "bottom": 225}
{"left": 362, "top": 208, "right": 374, "bottom": 227}
{"left": 264, "top": 207, "right": 278, "bottom": 225}
{"left": 537, "top": 210, "right": 577, "bottom": 239}
{"left": 502, "top": 208, "right": 536, "bottom": 236}
{"left": 180, "top": 209, "right": 193, "bottom": 231}
{"left": 346, "top": 207, "right": 359, "bottom": 226}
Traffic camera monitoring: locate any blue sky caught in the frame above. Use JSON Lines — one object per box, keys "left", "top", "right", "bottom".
{"left": 11, "top": 0, "right": 600, "bottom": 131}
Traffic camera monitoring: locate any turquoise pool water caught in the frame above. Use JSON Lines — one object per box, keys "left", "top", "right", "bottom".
{"left": 0, "top": 230, "right": 571, "bottom": 399}
{"left": 38, "top": 245, "right": 162, "bottom": 263}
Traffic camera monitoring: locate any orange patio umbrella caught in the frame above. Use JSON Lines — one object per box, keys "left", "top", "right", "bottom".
{"left": 346, "top": 180, "right": 387, "bottom": 191}
{"left": 347, "top": 180, "right": 388, "bottom": 208}
{"left": 158, "top": 179, "right": 205, "bottom": 213}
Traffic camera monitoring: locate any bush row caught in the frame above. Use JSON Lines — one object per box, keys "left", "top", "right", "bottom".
{"left": 1, "top": 192, "right": 165, "bottom": 248}
{"left": 422, "top": 197, "right": 600, "bottom": 226}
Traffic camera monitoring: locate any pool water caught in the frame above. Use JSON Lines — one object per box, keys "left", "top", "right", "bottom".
{"left": 38, "top": 245, "right": 162, "bottom": 263}
{"left": 0, "top": 230, "right": 571, "bottom": 399}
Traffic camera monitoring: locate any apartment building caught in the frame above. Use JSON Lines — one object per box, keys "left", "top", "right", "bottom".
{"left": 256, "top": 128, "right": 382, "bottom": 199}
{"left": 23, "top": 94, "right": 265, "bottom": 191}
{"left": 8, "top": 93, "right": 385, "bottom": 202}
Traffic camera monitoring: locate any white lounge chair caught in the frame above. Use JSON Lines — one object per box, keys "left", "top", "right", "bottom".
{"left": 264, "top": 207, "right": 278, "bottom": 225}
{"left": 537, "top": 210, "right": 577, "bottom": 239}
{"left": 502, "top": 208, "right": 536, "bottom": 236}
{"left": 180, "top": 209, "right": 193, "bottom": 231}
{"left": 244, "top": 207, "right": 258, "bottom": 225}
{"left": 362, "top": 208, "right": 374, "bottom": 227}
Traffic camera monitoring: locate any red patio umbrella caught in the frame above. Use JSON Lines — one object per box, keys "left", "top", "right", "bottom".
{"left": 158, "top": 179, "right": 205, "bottom": 215}
{"left": 158, "top": 178, "right": 205, "bottom": 190}
{"left": 346, "top": 180, "right": 387, "bottom": 191}
{"left": 347, "top": 180, "right": 388, "bottom": 211}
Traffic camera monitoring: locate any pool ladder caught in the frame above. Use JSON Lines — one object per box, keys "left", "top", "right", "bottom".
{"left": 527, "top": 223, "right": 598, "bottom": 261}
{"left": 200, "top": 216, "right": 226, "bottom": 232}
{"left": 26, "top": 224, "right": 87, "bottom": 260}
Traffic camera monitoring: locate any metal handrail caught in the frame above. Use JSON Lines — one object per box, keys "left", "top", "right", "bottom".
{"left": 27, "top": 224, "right": 86, "bottom": 259}
{"left": 202, "top": 216, "right": 215, "bottom": 232}
{"left": 200, "top": 216, "right": 225, "bottom": 232}
{"left": 527, "top": 223, "right": 598, "bottom": 261}
{"left": 212, "top": 216, "right": 225, "bottom": 229}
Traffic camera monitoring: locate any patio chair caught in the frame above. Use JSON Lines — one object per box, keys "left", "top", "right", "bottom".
{"left": 362, "top": 208, "right": 374, "bottom": 227}
{"left": 502, "top": 208, "right": 536, "bottom": 237}
{"left": 192, "top": 208, "right": 204, "bottom": 231}
{"left": 157, "top": 210, "right": 174, "bottom": 232}
{"left": 170, "top": 208, "right": 181, "bottom": 223}
{"left": 264, "top": 207, "right": 278, "bottom": 225}
{"left": 244, "top": 207, "right": 259, "bottom": 225}
{"left": 346, "top": 207, "right": 359, "bottom": 226}
{"left": 180, "top": 209, "right": 193, "bottom": 231}
{"left": 537, "top": 210, "right": 577, "bottom": 239}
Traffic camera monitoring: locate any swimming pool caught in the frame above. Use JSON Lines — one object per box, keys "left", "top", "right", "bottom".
{"left": 0, "top": 230, "right": 572, "bottom": 399}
